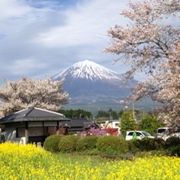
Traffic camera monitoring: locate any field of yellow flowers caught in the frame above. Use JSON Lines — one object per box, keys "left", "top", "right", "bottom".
{"left": 0, "top": 143, "right": 179, "bottom": 180}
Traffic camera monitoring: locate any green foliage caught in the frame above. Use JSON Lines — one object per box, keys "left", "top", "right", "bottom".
{"left": 59, "top": 109, "right": 92, "bottom": 119}
{"left": 127, "top": 140, "right": 139, "bottom": 153}
{"left": 132, "top": 138, "right": 165, "bottom": 151}
{"left": 165, "top": 137, "right": 180, "bottom": 157}
{"left": 96, "top": 111, "right": 110, "bottom": 118}
{"left": 154, "top": 138, "right": 166, "bottom": 149}
{"left": 111, "top": 111, "right": 119, "bottom": 120}
{"left": 76, "top": 136, "right": 98, "bottom": 151}
{"left": 58, "top": 135, "right": 79, "bottom": 152}
{"left": 96, "top": 109, "right": 119, "bottom": 122}
{"left": 139, "top": 114, "right": 163, "bottom": 135}
{"left": 165, "top": 137, "right": 180, "bottom": 148}
{"left": 167, "top": 145, "right": 180, "bottom": 157}
{"left": 120, "top": 110, "right": 137, "bottom": 136}
{"left": 118, "top": 110, "right": 124, "bottom": 117}
{"left": 44, "top": 135, "right": 62, "bottom": 152}
{"left": 96, "top": 136, "right": 128, "bottom": 155}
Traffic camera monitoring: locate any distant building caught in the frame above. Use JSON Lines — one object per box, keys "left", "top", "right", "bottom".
{"left": 68, "top": 119, "right": 99, "bottom": 133}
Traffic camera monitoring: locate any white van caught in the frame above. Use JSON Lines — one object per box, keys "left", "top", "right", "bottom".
{"left": 125, "top": 131, "right": 154, "bottom": 141}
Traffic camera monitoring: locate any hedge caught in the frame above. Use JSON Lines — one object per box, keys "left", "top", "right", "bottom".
{"left": 58, "top": 135, "right": 79, "bottom": 152}
{"left": 44, "top": 135, "right": 62, "bottom": 152}
{"left": 76, "top": 136, "right": 98, "bottom": 151}
{"left": 132, "top": 138, "right": 166, "bottom": 151}
{"left": 96, "top": 136, "right": 128, "bottom": 155}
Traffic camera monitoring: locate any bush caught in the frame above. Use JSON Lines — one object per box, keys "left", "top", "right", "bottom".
{"left": 96, "top": 136, "right": 128, "bottom": 155}
{"left": 44, "top": 135, "right": 62, "bottom": 152}
{"left": 165, "top": 137, "right": 180, "bottom": 148}
{"left": 167, "top": 145, "right": 180, "bottom": 157}
{"left": 76, "top": 136, "right": 98, "bottom": 151}
{"left": 132, "top": 139, "right": 144, "bottom": 150}
{"left": 132, "top": 138, "right": 165, "bottom": 151}
{"left": 165, "top": 137, "right": 180, "bottom": 157}
{"left": 154, "top": 138, "right": 166, "bottom": 149}
{"left": 58, "top": 135, "right": 79, "bottom": 152}
{"left": 128, "top": 140, "right": 139, "bottom": 153}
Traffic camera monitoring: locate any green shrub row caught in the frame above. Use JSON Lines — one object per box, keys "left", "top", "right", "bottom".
{"left": 43, "top": 135, "right": 62, "bottom": 152}
{"left": 97, "top": 136, "right": 128, "bottom": 155}
{"left": 128, "top": 138, "right": 165, "bottom": 151}
{"left": 76, "top": 136, "right": 98, "bottom": 151}
{"left": 165, "top": 137, "right": 180, "bottom": 156}
{"left": 44, "top": 135, "right": 128, "bottom": 155}
{"left": 59, "top": 135, "right": 79, "bottom": 152}
{"left": 44, "top": 135, "right": 180, "bottom": 157}
{"left": 128, "top": 136, "right": 180, "bottom": 156}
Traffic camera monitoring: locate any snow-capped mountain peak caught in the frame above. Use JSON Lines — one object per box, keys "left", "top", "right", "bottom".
{"left": 51, "top": 60, "right": 137, "bottom": 109}
{"left": 53, "top": 60, "right": 120, "bottom": 81}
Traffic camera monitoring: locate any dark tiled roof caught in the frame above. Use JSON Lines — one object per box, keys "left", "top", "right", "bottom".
{"left": 67, "top": 119, "right": 99, "bottom": 128}
{"left": 67, "top": 119, "right": 90, "bottom": 127}
{"left": 0, "top": 107, "right": 70, "bottom": 124}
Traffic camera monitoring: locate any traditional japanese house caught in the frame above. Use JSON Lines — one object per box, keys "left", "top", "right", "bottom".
{"left": 0, "top": 107, "right": 70, "bottom": 144}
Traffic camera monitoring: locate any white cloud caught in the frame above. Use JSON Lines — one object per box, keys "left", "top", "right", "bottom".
{"left": 8, "top": 59, "right": 48, "bottom": 75}
{"left": 0, "top": 0, "right": 132, "bottom": 79}
{"left": 34, "top": 0, "right": 128, "bottom": 47}
{"left": 0, "top": 0, "right": 31, "bottom": 20}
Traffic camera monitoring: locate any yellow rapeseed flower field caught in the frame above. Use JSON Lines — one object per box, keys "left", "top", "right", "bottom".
{"left": 0, "top": 143, "right": 179, "bottom": 180}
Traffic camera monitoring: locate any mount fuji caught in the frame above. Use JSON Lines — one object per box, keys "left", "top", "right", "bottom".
{"left": 53, "top": 60, "right": 121, "bottom": 81}
{"left": 52, "top": 60, "right": 137, "bottom": 110}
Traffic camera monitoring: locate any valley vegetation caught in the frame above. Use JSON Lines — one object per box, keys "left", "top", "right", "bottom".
{"left": 58, "top": 109, "right": 92, "bottom": 119}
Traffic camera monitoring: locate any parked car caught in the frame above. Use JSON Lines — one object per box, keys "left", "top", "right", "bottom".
{"left": 156, "top": 127, "right": 180, "bottom": 141}
{"left": 125, "top": 131, "right": 154, "bottom": 141}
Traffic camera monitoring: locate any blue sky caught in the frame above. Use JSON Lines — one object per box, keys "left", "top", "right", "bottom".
{"left": 0, "top": 0, "right": 137, "bottom": 82}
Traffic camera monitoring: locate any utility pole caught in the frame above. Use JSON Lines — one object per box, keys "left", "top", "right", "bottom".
{"left": 109, "top": 108, "right": 112, "bottom": 122}
{"left": 132, "top": 100, "right": 137, "bottom": 123}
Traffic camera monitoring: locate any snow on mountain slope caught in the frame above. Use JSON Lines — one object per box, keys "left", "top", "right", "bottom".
{"left": 53, "top": 60, "right": 120, "bottom": 81}
{"left": 52, "top": 60, "right": 137, "bottom": 108}
{"left": 51, "top": 60, "right": 155, "bottom": 111}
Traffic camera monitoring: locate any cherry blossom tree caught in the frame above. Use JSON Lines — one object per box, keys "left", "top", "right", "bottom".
{"left": 107, "top": 0, "right": 180, "bottom": 129}
{"left": 0, "top": 78, "right": 69, "bottom": 116}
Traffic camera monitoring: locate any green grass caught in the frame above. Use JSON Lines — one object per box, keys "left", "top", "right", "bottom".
{"left": 54, "top": 152, "right": 111, "bottom": 166}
